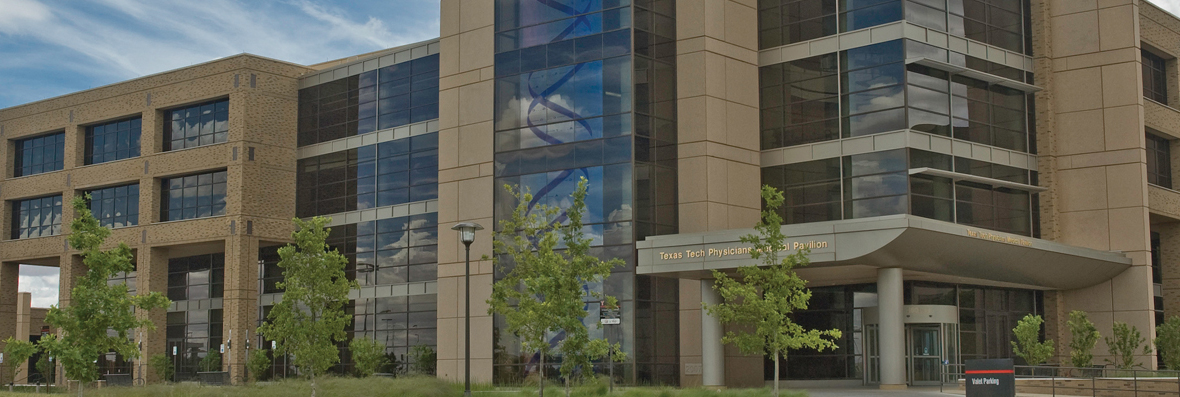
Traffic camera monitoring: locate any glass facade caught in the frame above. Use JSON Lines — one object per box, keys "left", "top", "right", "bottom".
{"left": 758, "top": 0, "right": 1029, "bottom": 55}
{"left": 86, "top": 184, "right": 140, "bottom": 229}
{"left": 296, "top": 133, "right": 439, "bottom": 218}
{"left": 85, "top": 117, "right": 142, "bottom": 165}
{"left": 761, "top": 40, "right": 1033, "bottom": 152}
{"left": 762, "top": 148, "right": 1038, "bottom": 236}
{"left": 165, "top": 99, "right": 229, "bottom": 151}
{"left": 13, "top": 132, "right": 65, "bottom": 177}
{"left": 325, "top": 213, "right": 440, "bottom": 286}
{"left": 297, "top": 55, "right": 440, "bottom": 147}
{"left": 11, "top": 195, "right": 63, "bottom": 239}
{"left": 348, "top": 295, "right": 437, "bottom": 365}
{"left": 167, "top": 253, "right": 225, "bottom": 301}
{"left": 493, "top": 0, "right": 679, "bottom": 385}
{"left": 160, "top": 170, "right": 228, "bottom": 222}
{"left": 166, "top": 253, "right": 225, "bottom": 380}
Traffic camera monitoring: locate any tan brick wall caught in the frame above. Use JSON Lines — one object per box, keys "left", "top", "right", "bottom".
{"left": 0, "top": 54, "right": 312, "bottom": 384}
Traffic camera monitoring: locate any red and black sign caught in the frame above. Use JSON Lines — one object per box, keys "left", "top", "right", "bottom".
{"left": 965, "top": 359, "right": 1015, "bottom": 397}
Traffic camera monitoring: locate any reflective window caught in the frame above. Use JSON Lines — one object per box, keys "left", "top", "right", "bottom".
{"left": 85, "top": 117, "right": 141, "bottom": 164}
{"left": 950, "top": 0, "right": 1027, "bottom": 54}
{"left": 761, "top": 158, "right": 843, "bottom": 224}
{"left": 322, "top": 214, "right": 438, "bottom": 286}
{"left": 259, "top": 246, "right": 284, "bottom": 294}
{"left": 842, "top": 41, "right": 907, "bottom": 138}
{"left": 844, "top": 149, "right": 909, "bottom": 218}
{"left": 167, "top": 253, "right": 225, "bottom": 301}
{"left": 165, "top": 99, "right": 228, "bottom": 151}
{"left": 1144, "top": 49, "right": 1169, "bottom": 105}
{"left": 348, "top": 295, "right": 437, "bottom": 362}
{"left": 907, "top": 149, "right": 1034, "bottom": 235}
{"left": 759, "top": 0, "right": 838, "bottom": 48}
{"left": 760, "top": 54, "right": 841, "bottom": 149}
{"left": 296, "top": 133, "right": 438, "bottom": 218}
{"left": 161, "top": 170, "right": 228, "bottom": 221}
{"left": 11, "top": 195, "right": 62, "bottom": 239}
{"left": 166, "top": 308, "right": 222, "bottom": 381}
{"left": 14, "top": 132, "right": 65, "bottom": 177}
{"left": 86, "top": 184, "right": 140, "bottom": 229}
{"left": 298, "top": 56, "right": 439, "bottom": 147}
{"left": 1148, "top": 131, "right": 1172, "bottom": 189}
{"left": 842, "top": 0, "right": 903, "bottom": 32}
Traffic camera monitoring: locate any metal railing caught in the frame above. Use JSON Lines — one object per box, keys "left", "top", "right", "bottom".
{"left": 940, "top": 363, "right": 1180, "bottom": 396}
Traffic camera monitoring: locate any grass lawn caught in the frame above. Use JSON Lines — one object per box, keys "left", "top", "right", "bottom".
{"left": 0, "top": 376, "right": 808, "bottom": 397}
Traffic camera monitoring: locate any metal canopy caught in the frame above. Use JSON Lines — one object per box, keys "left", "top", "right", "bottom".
{"left": 636, "top": 215, "right": 1130, "bottom": 290}
{"left": 906, "top": 57, "right": 1043, "bottom": 93}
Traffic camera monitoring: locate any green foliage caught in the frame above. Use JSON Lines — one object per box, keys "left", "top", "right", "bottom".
{"left": 408, "top": 345, "right": 436, "bottom": 376}
{"left": 4, "top": 337, "right": 38, "bottom": 388}
{"left": 148, "top": 354, "right": 174, "bottom": 383}
{"left": 488, "top": 178, "right": 626, "bottom": 396}
{"left": 1011, "top": 314, "right": 1054, "bottom": 365}
{"left": 1105, "top": 321, "right": 1151, "bottom": 369}
{"left": 34, "top": 353, "right": 53, "bottom": 385}
{"left": 703, "top": 186, "right": 842, "bottom": 397}
{"left": 199, "top": 350, "right": 222, "bottom": 372}
{"left": 1068, "top": 310, "right": 1100, "bottom": 368}
{"left": 248, "top": 349, "right": 272, "bottom": 382}
{"left": 1156, "top": 316, "right": 1180, "bottom": 370}
{"left": 38, "top": 196, "right": 171, "bottom": 383}
{"left": 348, "top": 337, "right": 387, "bottom": 377}
{"left": 257, "top": 216, "right": 358, "bottom": 395}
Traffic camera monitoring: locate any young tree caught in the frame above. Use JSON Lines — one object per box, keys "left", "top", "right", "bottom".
{"left": 408, "top": 345, "right": 436, "bottom": 376}
{"left": 148, "top": 354, "right": 173, "bottom": 383}
{"left": 247, "top": 349, "right": 272, "bottom": 382}
{"left": 199, "top": 350, "right": 222, "bottom": 372}
{"left": 488, "top": 178, "right": 625, "bottom": 397}
{"left": 703, "top": 185, "right": 842, "bottom": 397}
{"left": 1155, "top": 316, "right": 1180, "bottom": 370}
{"left": 3, "top": 337, "right": 38, "bottom": 392}
{"left": 257, "top": 216, "right": 357, "bottom": 397}
{"left": 1068, "top": 310, "right": 1100, "bottom": 369}
{"left": 348, "top": 336, "right": 386, "bottom": 377}
{"left": 38, "top": 196, "right": 170, "bottom": 388}
{"left": 1011, "top": 314, "right": 1054, "bottom": 365}
{"left": 1105, "top": 321, "right": 1151, "bottom": 369}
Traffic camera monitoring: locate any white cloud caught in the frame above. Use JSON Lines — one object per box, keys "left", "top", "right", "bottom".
{"left": 1153, "top": 0, "right": 1180, "bottom": 16}
{"left": 18, "top": 265, "right": 59, "bottom": 308}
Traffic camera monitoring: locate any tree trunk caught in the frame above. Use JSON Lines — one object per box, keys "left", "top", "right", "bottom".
{"left": 564, "top": 376, "right": 570, "bottom": 397}
{"left": 539, "top": 351, "right": 545, "bottom": 397}
{"left": 773, "top": 351, "right": 780, "bottom": 397}
{"left": 311, "top": 370, "right": 316, "bottom": 397}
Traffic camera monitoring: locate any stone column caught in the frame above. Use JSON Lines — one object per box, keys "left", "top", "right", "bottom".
{"left": 135, "top": 247, "right": 169, "bottom": 383}
{"left": 678, "top": 279, "right": 704, "bottom": 387}
{"left": 877, "top": 268, "right": 905, "bottom": 389}
{"left": 0, "top": 263, "right": 17, "bottom": 355}
{"left": 15, "top": 292, "right": 32, "bottom": 384}
{"left": 222, "top": 235, "right": 259, "bottom": 384}
{"left": 701, "top": 282, "right": 725, "bottom": 388}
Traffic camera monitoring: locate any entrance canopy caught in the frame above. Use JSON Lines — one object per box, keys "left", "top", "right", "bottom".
{"left": 636, "top": 215, "right": 1131, "bottom": 290}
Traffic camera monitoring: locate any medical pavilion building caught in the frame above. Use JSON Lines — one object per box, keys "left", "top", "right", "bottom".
{"left": 2, "top": 0, "right": 1179, "bottom": 390}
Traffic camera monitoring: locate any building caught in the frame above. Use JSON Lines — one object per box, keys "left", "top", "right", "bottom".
{"left": 0, "top": 0, "right": 1177, "bottom": 390}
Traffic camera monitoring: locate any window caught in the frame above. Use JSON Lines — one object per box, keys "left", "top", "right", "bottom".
{"left": 161, "top": 170, "right": 227, "bottom": 221}
{"left": 296, "top": 133, "right": 438, "bottom": 218}
{"left": 297, "top": 55, "right": 440, "bottom": 147}
{"left": 86, "top": 184, "right": 140, "bottom": 229}
{"left": 12, "top": 195, "right": 63, "bottom": 239}
{"left": 14, "top": 132, "right": 65, "bottom": 177}
{"left": 322, "top": 214, "right": 439, "bottom": 286}
{"left": 761, "top": 157, "right": 843, "bottom": 224}
{"left": 167, "top": 253, "right": 224, "bottom": 301}
{"left": 348, "top": 295, "right": 437, "bottom": 360}
{"left": 1148, "top": 132, "right": 1172, "bottom": 188}
{"left": 166, "top": 308, "right": 222, "bottom": 381}
{"left": 85, "top": 117, "right": 141, "bottom": 164}
{"left": 759, "top": 0, "right": 838, "bottom": 48}
{"left": 1144, "top": 49, "right": 1169, "bottom": 105}
{"left": 165, "top": 99, "right": 228, "bottom": 151}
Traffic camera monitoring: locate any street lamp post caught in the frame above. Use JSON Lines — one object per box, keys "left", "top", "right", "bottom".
{"left": 451, "top": 222, "right": 483, "bottom": 397}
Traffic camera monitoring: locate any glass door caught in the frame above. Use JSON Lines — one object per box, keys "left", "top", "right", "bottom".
{"left": 908, "top": 325, "right": 942, "bottom": 385}
{"left": 865, "top": 324, "right": 879, "bottom": 384}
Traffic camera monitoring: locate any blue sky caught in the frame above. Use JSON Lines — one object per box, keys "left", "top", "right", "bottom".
{"left": 0, "top": 0, "right": 441, "bottom": 110}
{"left": 3, "top": 0, "right": 439, "bottom": 307}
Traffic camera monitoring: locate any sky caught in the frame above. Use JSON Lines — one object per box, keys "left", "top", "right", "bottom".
{"left": 2, "top": 0, "right": 439, "bottom": 307}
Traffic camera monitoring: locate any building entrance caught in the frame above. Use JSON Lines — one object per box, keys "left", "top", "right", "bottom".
{"left": 864, "top": 305, "right": 959, "bottom": 386}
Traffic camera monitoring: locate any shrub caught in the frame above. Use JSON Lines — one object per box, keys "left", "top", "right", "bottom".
{"left": 1157, "top": 316, "right": 1180, "bottom": 370}
{"left": 1105, "top": 321, "right": 1151, "bottom": 369}
{"left": 148, "top": 354, "right": 173, "bottom": 383}
{"left": 1011, "top": 314, "right": 1054, "bottom": 365}
{"left": 248, "top": 349, "right": 272, "bottom": 382}
{"left": 409, "top": 345, "right": 436, "bottom": 376}
{"left": 349, "top": 336, "right": 387, "bottom": 377}
{"left": 1068, "top": 310, "right": 1100, "bottom": 368}
{"left": 200, "top": 350, "right": 222, "bottom": 372}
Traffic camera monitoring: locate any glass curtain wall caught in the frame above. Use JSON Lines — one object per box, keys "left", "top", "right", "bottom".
{"left": 758, "top": 0, "right": 1029, "bottom": 55}
{"left": 492, "top": 0, "right": 678, "bottom": 386}
{"left": 760, "top": 39, "right": 1034, "bottom": 152}
{"left": 165, "top": 253, "right": 225, "bottom": 380}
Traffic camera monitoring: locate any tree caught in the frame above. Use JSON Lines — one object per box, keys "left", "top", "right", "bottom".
{"left": 1105, "top": 321, "right": 1150, "bottom": 369}
{"left": 38, "top": 196, "right": 170, "bottom": 387}
{"left": 199, "top": 350, "right": 221, "bottom": 372}
{"left": 703, "top": 185, "right": 842, "bottom": 397}
{"left": 257, "top": 216, "right": 357, "bottom": 397}
{"left": 1068, "top": 310, "right": 1100, "bottom": 369}
{"left": 408, "top": 345, "right": 436, "bottom": 376}
{"left": 148, "top": 354, "right": 173, "bottom": 383}
{"left": 1156, "top": 316, "right": 1180, "bottom": 370}
{"left": 3, "top": 337, "right": 38, "bottom": 392}
{"left": 1011, "top": 314, "right": 1054, "bottom": 365}
{"left": 34, "top": 353, "right": 53, "bottom": 387}
{"left": 348, "top": 336, "right": 386, "bottom": 377}
{"left": 488, "top": 178, "right": 625, "bottom": 397}
{"left": 247, "top": 349, "right": 272, "bottom": 382}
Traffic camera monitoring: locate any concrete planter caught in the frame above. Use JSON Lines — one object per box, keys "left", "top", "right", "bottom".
{"left": 198, "top": 371, "right": 230, "bottom": 386}
{"left": 103, "top": 374, "right": 132, "bottom": 387}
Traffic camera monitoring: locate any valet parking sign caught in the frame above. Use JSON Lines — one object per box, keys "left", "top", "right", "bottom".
{"left": 965, "top": 359, "right": 1015, "bottom": 397}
